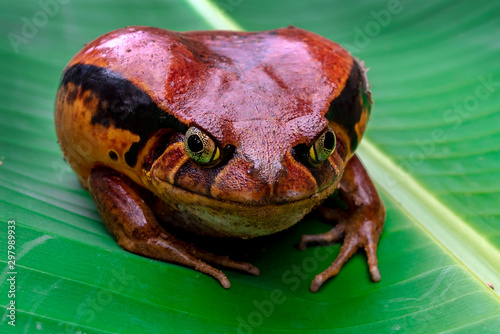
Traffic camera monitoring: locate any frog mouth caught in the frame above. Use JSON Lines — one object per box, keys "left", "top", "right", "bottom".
{"left": 150, "top": 170, "right": 338, "bottom": 208}
{"left": 146, "top": 161, "right": 340, "bottom": 238}
{"left": 150, "top": 175, "right": 339, "bottom": 238}
{"left": 147, "top": 155, "right": 341, "bottom": 208}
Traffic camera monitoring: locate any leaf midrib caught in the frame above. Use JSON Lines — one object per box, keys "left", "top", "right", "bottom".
{"left": 358, "top": 141, "right": 500, "bottom": 298}
{"left": 186, "top": 0, "right": 500, "bottom": 299}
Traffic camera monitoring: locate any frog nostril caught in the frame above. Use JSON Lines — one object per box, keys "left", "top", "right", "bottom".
{"left": 247, "top": 165, "right": 256, "bottom": 176}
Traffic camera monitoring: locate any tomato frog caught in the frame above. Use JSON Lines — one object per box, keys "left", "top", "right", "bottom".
{"left": 55, "top": 26, "right": 385, "bottom": 292}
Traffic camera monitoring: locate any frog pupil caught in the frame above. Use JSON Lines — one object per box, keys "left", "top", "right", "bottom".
{"left": 188, "top": 135, "right": 204, "bottom": 152}
{"left": 324, "top": 131, "right": 335, "bottom": 150}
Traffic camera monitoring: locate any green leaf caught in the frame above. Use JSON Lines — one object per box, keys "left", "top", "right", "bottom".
{"left": 1, "top": 0, "right": 499, "bottom": 333}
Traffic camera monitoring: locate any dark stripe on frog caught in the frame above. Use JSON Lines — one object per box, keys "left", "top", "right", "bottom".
{"left": 324, "top": 60, "right": 370, "bottom": 152}
{"left": 308, "top": 161, "right": 337, "bottom": 192}
{"left": 290, "top": 145, "right": 337, "bottom": 191}
{"left": 173, "top": 161, "right": 224, "bottom": 199}
{"left": 173, "top": 145, "right": 236, "bottom": 198}
{"left": 60, "top": 64, "right": 188, "bottom": 167}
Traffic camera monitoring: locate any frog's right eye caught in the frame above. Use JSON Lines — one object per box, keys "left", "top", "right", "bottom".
{"left": 184, "top": 126, "right": 221, "bottom": 166}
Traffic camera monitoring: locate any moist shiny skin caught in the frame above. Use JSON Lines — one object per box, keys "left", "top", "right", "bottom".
{"left": 55, "top": 26, "right": 385, "bottom": 293}
{"left": 55, "top": 26, "right": 371, "bottom": 238}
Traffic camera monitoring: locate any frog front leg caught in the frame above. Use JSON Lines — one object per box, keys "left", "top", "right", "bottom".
{"left": 300, "top": 155, "right": 385, "bottom": 292}
{"left": 88, "top": 167, "right": 259, "bottom": 289}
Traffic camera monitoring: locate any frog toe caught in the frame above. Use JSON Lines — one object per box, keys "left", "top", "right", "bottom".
{"left": 308, "top": 231, "right": 361, "bottom": 292}
{"left": 304, "top": 218, "right": 382, "bottom": 292}
{"left": 299, "top": 223, "right": 345, "bottom": 251}
{"left": 185, "top": 244, "right": 260, "bottom": 276}
{"left": 364, "top": 230, "right": 381, "bottom": 282}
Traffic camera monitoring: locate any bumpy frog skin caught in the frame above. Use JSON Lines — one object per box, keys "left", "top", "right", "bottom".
{"left": 55, "top": 26, "right": 385, "bottom": 292}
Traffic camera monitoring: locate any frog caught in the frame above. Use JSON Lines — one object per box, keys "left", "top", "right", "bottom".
{"left": 54, "top": 25, "right": 385, "bottom": 292}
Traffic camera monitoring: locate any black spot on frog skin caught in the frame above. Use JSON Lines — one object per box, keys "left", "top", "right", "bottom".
{"left": 324, "top": 60, "right": 363, "bottom": 151}
{"left": 65, "top": 84, "right": 78, "bottom": 103}
{"left": 60, "top": 64, "right": 187, "bottom": 167}
{"left": 83, "top": 94, "right": 94, "bottom": 107}
{"left": 108, "top": 151, "right": 118, "bottom": 161}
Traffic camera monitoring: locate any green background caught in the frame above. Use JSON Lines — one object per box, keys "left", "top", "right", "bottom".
{"left": 1, "top": 0, "right": 499, "bottom": 333}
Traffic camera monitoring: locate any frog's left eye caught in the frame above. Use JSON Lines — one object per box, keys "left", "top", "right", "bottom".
{"left": 184, "top": 126, "right": 221, "bottom": 166}
{"left": 309, "top": 126, "right": 336, "bottom": 164}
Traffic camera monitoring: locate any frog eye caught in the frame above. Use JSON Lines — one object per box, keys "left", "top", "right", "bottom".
{"left": 309, "top": 126, "right": 336, "bottom": 164}
{"left": 184, "top": 126, "right": 221, "bottom": 166}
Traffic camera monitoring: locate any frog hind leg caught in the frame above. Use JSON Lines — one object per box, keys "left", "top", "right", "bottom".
{"left": 88, "top": 167, "right": 259, "bottom": 289}
{"left": 299, "top": 155, "right": 385, "bottom": 292}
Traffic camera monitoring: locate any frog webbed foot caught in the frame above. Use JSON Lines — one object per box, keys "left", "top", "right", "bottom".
{"left": 298, "top": 155, "right": 385, "bottom": 292}
{"left": 299, "top": 210, "right": 382, "bottom": 292}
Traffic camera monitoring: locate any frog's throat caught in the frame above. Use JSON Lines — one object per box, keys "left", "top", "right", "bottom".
{"left": 146, "top": 174, "right": 339, "bottom": 238}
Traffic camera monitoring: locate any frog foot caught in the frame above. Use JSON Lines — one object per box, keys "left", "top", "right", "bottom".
{"left": 299, "top": 208, "right": 382, "bottom": 292}
{"left": 180, "top": 239, "right": 261, "bottom": 287}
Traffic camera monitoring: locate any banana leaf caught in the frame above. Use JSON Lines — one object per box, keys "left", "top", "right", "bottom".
{"left": 1, "top": 0, "right": 499, "bottom": 333}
